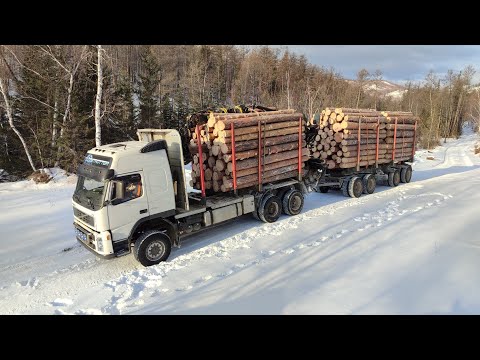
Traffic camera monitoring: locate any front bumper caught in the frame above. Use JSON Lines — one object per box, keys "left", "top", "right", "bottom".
{"left": 76, "top": 237, "right": 115, "bottom": 259}
{"left": 74, "top": 222, "right": 114, "bottom": 259}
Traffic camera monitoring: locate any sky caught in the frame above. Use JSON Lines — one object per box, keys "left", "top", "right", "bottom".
{"left": 271, "top": 45, "right": 480, "bottom": 84}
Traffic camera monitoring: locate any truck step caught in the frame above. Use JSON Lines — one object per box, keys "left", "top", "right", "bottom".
{"left": 115, "top": 249, "right": 130, "bottom": 257}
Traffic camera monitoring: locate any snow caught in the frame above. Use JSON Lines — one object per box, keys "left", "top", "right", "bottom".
{"left": 385, "top": 89, "right": 406, "bottom": 99}
{"left": 1, "top": 132, "right": 480, "bottom": 314}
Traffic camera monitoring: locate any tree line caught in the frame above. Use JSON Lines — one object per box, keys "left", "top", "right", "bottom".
{"left": 0, "top": 45, "right": 477, "bottom": 177}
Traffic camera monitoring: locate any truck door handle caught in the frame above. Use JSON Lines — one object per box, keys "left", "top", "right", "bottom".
{"left": 139, "top": 209, "right": 148, "bottom": 214}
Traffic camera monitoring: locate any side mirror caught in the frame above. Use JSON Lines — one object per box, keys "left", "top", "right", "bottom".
{"left": 110, "top": 180, "right": 125, "bottom": 206}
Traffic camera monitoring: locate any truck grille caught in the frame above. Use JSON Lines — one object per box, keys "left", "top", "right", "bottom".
{"left": 73, "top": 208, "right": 94, "bottom": 227}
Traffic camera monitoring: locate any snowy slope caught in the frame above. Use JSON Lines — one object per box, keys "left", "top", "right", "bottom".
{"left": 1, "top": 131, "right": 480, "bottom": 314}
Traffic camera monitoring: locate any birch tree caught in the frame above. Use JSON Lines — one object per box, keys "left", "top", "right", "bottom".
{"left": 95, "top": 45, "right": 104, "bottom": 147}
{"left": 0, "top": 49, "right": 36, "bottom": 171}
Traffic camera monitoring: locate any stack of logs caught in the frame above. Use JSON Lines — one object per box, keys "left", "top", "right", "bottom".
{"left": 308, "top": 108, "right": 418, "bottom": 169}
{"left": 189, "top": 109, "right": 307, "bottom": 192}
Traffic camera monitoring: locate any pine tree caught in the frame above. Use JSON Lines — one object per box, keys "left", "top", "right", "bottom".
{"left": 137, "top": 47, "right": 161, "bottom": 128}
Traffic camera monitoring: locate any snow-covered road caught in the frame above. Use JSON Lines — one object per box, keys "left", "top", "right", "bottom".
{"left": 1, "top": 131, "right": 479, "bottom": 314}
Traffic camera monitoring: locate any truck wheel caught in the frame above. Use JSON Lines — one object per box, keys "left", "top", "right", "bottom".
{"left": 258, "top": 194, "right": 282, "bottom": 223}
{"left": 319, "top": 186, "right": 329, "bottom": 193}
{"left": 362, "top": 174, "right": 376, "bottom": 194}
{"left": 134, "top": 230, "right": 171, "bottom": 267}
{"left": 348, "top": 176, "right": 363, "bottom": 198}
{"left": 388, "top": 169, "right": 401, "bottom": 187}
{"left": 400, "top": 166, "right": 412, "bottom": 183}
{"left": 282, "top": 189, "right": 304, "bottom": 216}
{"left": 341, "top": 178, "right": 350, "bottom": 197}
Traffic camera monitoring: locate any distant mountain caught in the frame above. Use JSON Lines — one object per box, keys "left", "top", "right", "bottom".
{"left": 346, "top": 79, "right": 406, "bottom": 99}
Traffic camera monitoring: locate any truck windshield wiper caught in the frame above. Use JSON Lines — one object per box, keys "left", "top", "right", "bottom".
{"left": 73, "top": 193, "right": 81, "bottom": 203}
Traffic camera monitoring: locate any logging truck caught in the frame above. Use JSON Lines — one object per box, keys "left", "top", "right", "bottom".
{"left": 72, "top": 126, "right": 314, "bottom": 266}
{"left": 72, "top": 108, "right": 416, "bottom": 267}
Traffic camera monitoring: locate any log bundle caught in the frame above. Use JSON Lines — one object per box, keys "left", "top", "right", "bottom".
{"left": 189, "top": 109, "right": 307, "bottom": 192}
{"left": 306, "top": 108, "right": 418, "bottom": 170}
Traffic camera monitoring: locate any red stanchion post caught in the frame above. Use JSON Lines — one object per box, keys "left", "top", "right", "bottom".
{"left": 230, "top": 123, "right": 237, "bottom": 194}
{"left": 195, "top": 125, "right": 206, "bottom": 202}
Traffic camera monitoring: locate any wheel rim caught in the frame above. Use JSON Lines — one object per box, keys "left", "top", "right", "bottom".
{"left": 290, "top": 194, "right": 302, "bottom": 212}
{"left": 146, "top": 241, "right": 165, "bottom": 261}
{"left": 267, "top": 202, "right": 279, "bottom": 216}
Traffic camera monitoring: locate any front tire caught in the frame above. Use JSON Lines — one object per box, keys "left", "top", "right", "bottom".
{"left": 134, "top": 230, "right": 171, "bottom": 267}
{"left": 258, "top": 194, "right": 282, "bottom": 223}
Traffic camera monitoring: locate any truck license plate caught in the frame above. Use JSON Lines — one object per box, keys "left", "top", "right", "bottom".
{"left": 75, "top": 228, "right": 88, "bottom": 242}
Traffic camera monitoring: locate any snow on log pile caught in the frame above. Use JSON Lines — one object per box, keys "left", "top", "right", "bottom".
{"left": 307, "top": 108, "right": 418, "bottom": 170}
{"left": 188, "top": 109, "right": 307, "bottom": 192}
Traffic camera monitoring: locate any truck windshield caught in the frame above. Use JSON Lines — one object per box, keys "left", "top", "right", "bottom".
{"left": 73, "top": 176, "right": 107, "bottom": 211}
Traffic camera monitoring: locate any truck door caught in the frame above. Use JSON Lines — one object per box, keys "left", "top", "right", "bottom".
{"left": 107, "top": 172, "right": 149, "bottom": 242}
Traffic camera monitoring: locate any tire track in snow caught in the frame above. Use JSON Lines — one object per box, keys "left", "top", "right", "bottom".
{"left": 98, "top": 188, "right": 452, "bottom": 314}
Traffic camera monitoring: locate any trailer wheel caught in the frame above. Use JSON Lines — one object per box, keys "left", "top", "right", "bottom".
{"left": 319, "top": 186, "right": 329, "bottom": 193}
{"left": 388, "top": 169, "right": 401, "bottom": 187}
{"left": 282, "top": 189, "right": 304, "bottom": 216}
{"left": 258, "top": 194, "right": 282, "bottom": 223}
{"left": 341, "top": 178, "right": 350, "bottom": 197}
{"left": 362, "top": 174, "right": 376, "bottom": 194}
{"left": 348, "top": 176, "right": 363, "bottom": 198}
{"left": 400, "top": 166, "right": 412, "bottom": 183}
{"left": 134, "top": 230, "right": 171, "bottom": 267}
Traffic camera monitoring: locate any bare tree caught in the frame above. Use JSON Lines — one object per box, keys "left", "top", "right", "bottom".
{"left": 356, "top": 69, "right": 369, "bottom": 108}
{"left": 0, "top": 49, "right": 36, "bottom": 171}
{"left": 37, "top": 45, "right": 87, "bottom": 164}
{"left": 95, "top": 45, "right": 104, "bottom": 147}
{"left": 373, "top": 69, "right": 383, "bottom": 110}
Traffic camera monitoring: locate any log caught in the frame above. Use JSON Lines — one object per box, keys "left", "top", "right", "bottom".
{"left": 342, "top": 133, "right": 386, "bottom": 140}
{"left": 222, "top": 140, "right": 306, "bottom": 162}
{"left": 385, "top": 137, "right": 414, "bottom": 144}
{"left": 227, "top": 148, "right": 309, "bottom": 172}
{"left": 222, "top": 120, "right": 303, "bottom": 137}
{"left": 342, "top": 149, "right": 387, "bottom": 157}
{"left": 223, "top": 164, "right": 304, "bottom": 189}
{"left": 205, "top": 168, "right": 213, "bottom": 181}
{"left": 216, "top": 113, "right": 303, "bottom": 130}
{"left": 231, "top": 155, "right": 309, "bottom": 178}
{"left": 385, "top": 123, "right": 416, "bottom": 130}
{"left": 216, "top": 126, "right": 302, "bottom": 143}
{"left": 341, "top": 122, "right": 385, "bottom": 130}
{"left": 210, "top": 109, "right": 295, "bottom": 122}
{"left": 336, "top": 108, "right": 378, "bottom": 114}
{"left": 215, "top": 159, "right": 226, "bottom": 171}
{"left": 341, "top": 138, "right": 384, "bottom": 146}
{"left": 385, "top": 130, "right": 415, "bottom": 137}
{"left": 341, "top": 143, "right": 388, "bottom": 152}
{"left": 188, "top": 143, "right": 209, "bottom": 155}
{"left": 220, "top": 133, "right": 305, "bottom": 156}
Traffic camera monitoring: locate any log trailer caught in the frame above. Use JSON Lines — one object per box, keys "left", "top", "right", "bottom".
{"left": 313, "top": 116, "right": 417, "bottom": 197}
{"left": 72, "top": 115, "right": 416, "bottom": 267}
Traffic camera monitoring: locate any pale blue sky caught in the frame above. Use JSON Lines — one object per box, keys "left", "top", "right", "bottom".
{"left": 268, "top": 45, "right": 480, "bottom": 84}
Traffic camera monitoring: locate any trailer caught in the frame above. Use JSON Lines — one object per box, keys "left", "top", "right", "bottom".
{"left": 313, "top": 117, "right": 417, "bottom": 197}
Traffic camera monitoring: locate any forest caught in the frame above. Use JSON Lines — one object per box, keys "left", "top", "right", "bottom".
{"left": 0, "top": 45, "right": 478, "bottom": 177}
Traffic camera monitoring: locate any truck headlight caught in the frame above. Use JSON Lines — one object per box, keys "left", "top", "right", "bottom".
{"left": 96, "top": 238, "right": 104, "bottom": 252}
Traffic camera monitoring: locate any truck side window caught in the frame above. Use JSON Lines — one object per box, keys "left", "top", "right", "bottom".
{"left": 113, "top": 174, "right": 142, "bottom": 202}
